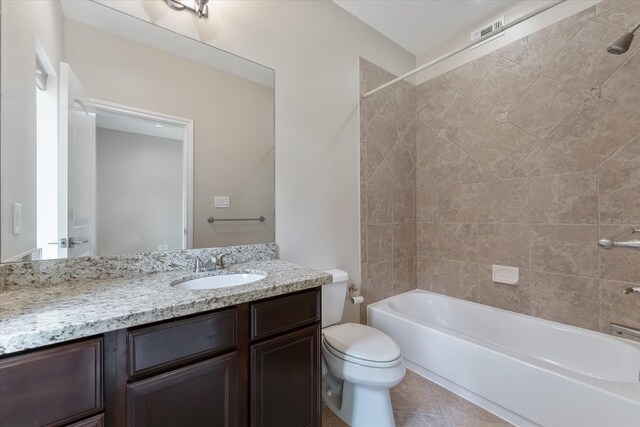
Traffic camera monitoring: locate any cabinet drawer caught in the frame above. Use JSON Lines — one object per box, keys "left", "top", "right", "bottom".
{"left": 251, "top": 288, "right": 320, "bottom": 341}
{"left": 128, "top": 308, "right": 236, "bottom": 376}
{"left": 0, "top": 338, "right": 103, "bottom": 427}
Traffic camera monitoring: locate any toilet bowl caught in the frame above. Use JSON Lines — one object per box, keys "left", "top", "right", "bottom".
{"left": 321, "top": 270, "right": 405, "bottom": 427}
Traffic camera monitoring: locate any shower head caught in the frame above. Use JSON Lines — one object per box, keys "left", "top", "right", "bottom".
{"left": 608, "top": 32, "right": 635, "bottom": 55}
{"left": 607, "top": 21, "right": 640, "bottom": 55}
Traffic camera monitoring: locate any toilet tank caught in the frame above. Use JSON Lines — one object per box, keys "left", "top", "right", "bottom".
{"left": 322, "top": 269, "right": 349, "bottom": 328}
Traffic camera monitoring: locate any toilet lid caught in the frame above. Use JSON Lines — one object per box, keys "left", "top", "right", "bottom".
{"left": 323, "top": 323, "right": 401, "bottom": 363}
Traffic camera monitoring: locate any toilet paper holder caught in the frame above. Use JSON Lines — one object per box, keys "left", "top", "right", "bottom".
{"left": 348, "top": 284, "right": 364, "bottom": 304}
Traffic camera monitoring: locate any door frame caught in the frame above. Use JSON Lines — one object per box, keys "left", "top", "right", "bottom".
{"left": 90, "top": 99, "right": 194, "bottom": 250}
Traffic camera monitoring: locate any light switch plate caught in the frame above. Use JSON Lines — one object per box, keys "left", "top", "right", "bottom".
{"left": 214, "top": 196, "right": 230, "bottom": 208}
{"left": 13, "top": 203, "right": 22, "bottom": 234}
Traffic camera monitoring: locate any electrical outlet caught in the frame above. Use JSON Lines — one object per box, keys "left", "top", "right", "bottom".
{"left": 215, "top": 196, "right": 230, "bottom": 208}
{"left": 13, "top": 203, "right": 22, "bottom": 234}
{"left": 163, "top": 244, "right": 169, "bottom": 250}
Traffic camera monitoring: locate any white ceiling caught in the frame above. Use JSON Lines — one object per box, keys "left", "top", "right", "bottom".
{"left": 334, "top": 0, "right": 528, "bottom": 55}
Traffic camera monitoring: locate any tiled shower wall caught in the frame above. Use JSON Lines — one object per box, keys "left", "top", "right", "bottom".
{"left": 360, "top": 59, "right": 416, "bottom": 321}
{"left": 361, "top": 0, "right": 640, "bottom": 333}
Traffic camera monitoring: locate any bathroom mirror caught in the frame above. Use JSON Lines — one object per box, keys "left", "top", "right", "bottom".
{"left": 0, "top": 0, "right": 275, "bottom": 262}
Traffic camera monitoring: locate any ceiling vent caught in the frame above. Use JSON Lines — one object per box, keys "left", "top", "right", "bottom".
{"left": 470, "top": 16, "right": 505, "bottom": 49}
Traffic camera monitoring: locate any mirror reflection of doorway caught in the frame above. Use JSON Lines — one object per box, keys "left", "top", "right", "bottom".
{"left": 36, "top": 62, "right": 193, "bottom": 260}
{"left": 93, "top": 103, "right": 193, "bottom": 256}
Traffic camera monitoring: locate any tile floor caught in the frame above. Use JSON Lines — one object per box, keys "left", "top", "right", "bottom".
{"left": 322, "top": 370, "right": 512, "bottom": 427}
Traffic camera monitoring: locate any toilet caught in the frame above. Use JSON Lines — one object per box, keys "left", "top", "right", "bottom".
{"left": 321, "top": 269, "right": 405, "bottom": 427}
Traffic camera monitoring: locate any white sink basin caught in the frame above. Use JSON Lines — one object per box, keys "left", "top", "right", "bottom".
{"left": 173, "top": 273, "right": 266, "bottom": 290}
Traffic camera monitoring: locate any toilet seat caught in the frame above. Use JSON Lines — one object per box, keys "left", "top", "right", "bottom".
{"left": 323, "top": 323, "right": 402, "bottom": 368}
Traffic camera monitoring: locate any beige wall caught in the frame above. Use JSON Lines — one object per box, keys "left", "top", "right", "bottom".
{"left": 359, "top": 59, "right": 416, "bottom": 322}
{"left": 64, "top": 19, "right": 276, "bottom": 249}
{"left": 98, "top": 0, "right": 415, "bottom": 323}
{"left": 413, "top": 0, "right": 640, "bottom": 334}
{"left": 1, "top": 0, "right": 65, "bottom": 261}
{"left": 96, "top": 128, "right": 183, "bottom": 256}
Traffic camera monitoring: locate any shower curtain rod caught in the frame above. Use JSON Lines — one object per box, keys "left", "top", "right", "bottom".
{"left": 363, "top": 0, "right": 567, "bottom": 98}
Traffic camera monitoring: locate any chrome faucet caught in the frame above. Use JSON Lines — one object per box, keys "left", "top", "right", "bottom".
{"left": 192, "top": 254, "right": 230, "bottom": 272}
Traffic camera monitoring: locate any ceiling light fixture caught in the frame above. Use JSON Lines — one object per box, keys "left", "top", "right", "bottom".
{"left": 154, "top": 123, "right": 164, "bottom": 128}
{"left": 164, "top": 0, "right": 209, "bottom": 19}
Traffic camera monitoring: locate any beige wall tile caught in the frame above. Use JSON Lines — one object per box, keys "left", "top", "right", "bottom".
{"left": 544, "top": 20, "right": 629, "bottom": 92}
{"left": 531, "top": 225, "right": 599, "bottom": 277}
{"left": 474, "top": 265, "right": 531, "bottom": 314}
{"left": 477, "top": 224, "right": 530, "bottom": 269}
{"left": 508, "top": 143, "right": 590, "bottom": 178}
{"left": 438, "top": 38, "right": 529, "bottom": 99}
{"left": 458, "top": 123, "right": 540, "bottom": 178}
{"left": 600, "top": 225, "right": 640, "bottom": 284}
{"left": 426, "top": 142, "right": 490, "bottom": 186}
{"left": 438, "top": 183, "right": 478, "bottom": 223}
{"left": 367, "top": 100, "right": 399, "bottom": 158}
{"left": 416, "top": 187, "right": 438, "bottom": 223}
{"left": 508, "top": 75, "right": 581, "bottom": 140}
{"left": 546, "top": 97, "right": 640, "bottom": 170}
{"left": 390, "top": 84, "right": 416, "bottom": 134}
{"left": 417, "top": 257, "right": 438, "bottom": 291}
{"left": 393, "top": 223, "right": 415, "bottom": 259}
{"left": 529, "top": 172, "right": 598, "bottom": 224}
{"left": 596, "top": 0, "right": 640, "bottom": 28}
{"left": 477, "top": 178, "right": 529, "bottom": 223}
{"left": 417, "top": 222, "right": 439, "bottom": 258}
{"left": 438, "top": 223, "right": 478, "bottom": 263}
{"left": 505, "top": 7, "right": 594, "bottom": 71}
{"left": 417, "top": 84, "right": 494, "bottom": 149}
{"left": 599, "top": 224, "right": 640, "bottom": 285}
{"left": 597, "top": 133, "right": 640, "bottom": 171}
{"left": 530, "top": 272, "right": 600, "bottom": 330}
{"left": 387, "top": 141, "right": 416, "bottom": 188}
{"left": 599, "top": 167, "right": 640, "bottom": 224}
{"left": 365, "top": 261, "right": 394, "bottom": 304}
{"left": 470, "top": 59, "right": 539, "bottom": 113}
{"left": 600, "top": 279, "right": 640, "bottom": 331}
{"left": 367, "top": 224, "right": 393, "bottom": 264}
{"left": 367, "top": 184, "right": 393, "bottom": 225}
{"left": 436, "top": 259, "right": 479, "bottom": 300}
{"left": 361, "top": 222, "right": 367, "bottom": 264}
{"left": 393, "top": 186, "right": 415, "bottom": 224}
{"left": 393, "top": 257, "right": 416, "bottom": 294}
{"left": 366, "top": 141, "right": 387, "bottom": 185}
{"left": 360, "top": 58, "right": 396, "bottom": 124}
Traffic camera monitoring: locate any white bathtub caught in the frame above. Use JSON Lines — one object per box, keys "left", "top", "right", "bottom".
{"left": 368, "top": 290, "right": 640, "bottom": 427}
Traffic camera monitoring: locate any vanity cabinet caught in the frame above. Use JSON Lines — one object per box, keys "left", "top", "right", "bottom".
{"left": 0, "top": 287, "right": 321, "bottom": 427}
{"left": 0, "top": 338, "right": 103, "bottom": 427}
{"left": 250, "top": 289, "right": 321, "bottom": 427}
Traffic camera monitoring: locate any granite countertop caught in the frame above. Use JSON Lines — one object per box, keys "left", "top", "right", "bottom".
{"left": 0, "top": 260, "right": 332, "bottom": 355}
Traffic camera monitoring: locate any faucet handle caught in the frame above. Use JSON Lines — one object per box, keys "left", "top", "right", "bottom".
{"left": 214, "top": 253, "right": 231, "bottom": 269}
{"left": 192, "top": 256, "right": 205, "bottom": 273}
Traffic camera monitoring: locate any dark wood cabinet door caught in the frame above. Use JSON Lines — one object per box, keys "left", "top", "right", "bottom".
{"left": 127, "top": 352, "right": 239, "bottom": 427}
{"left": 0, "top": 338, "right": 102, "bottom": 427}
{"left": 251, "top": 325, "right": 319, "bottom": 427}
